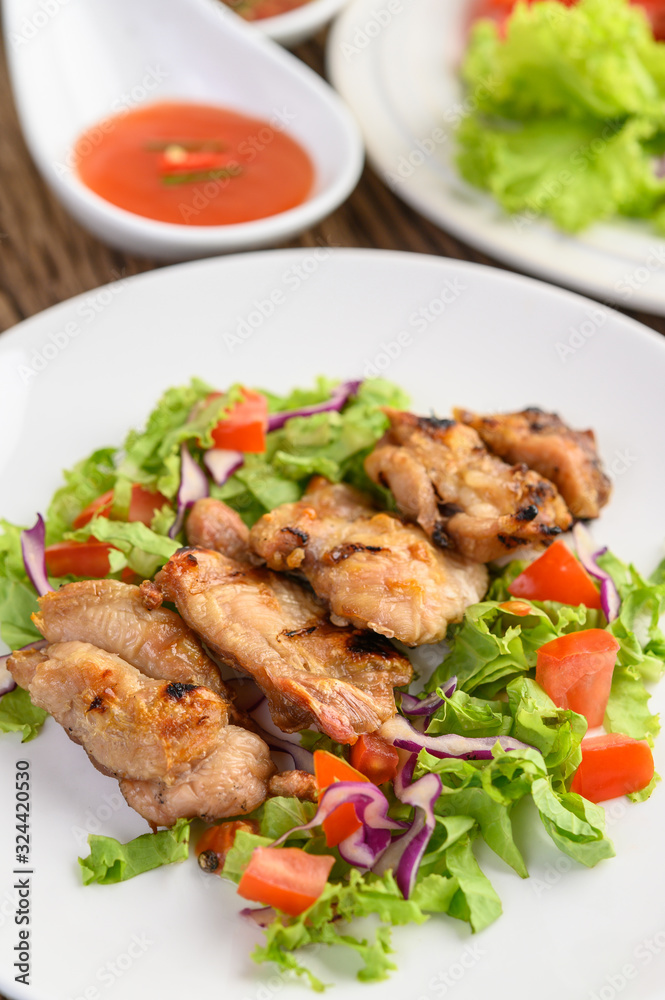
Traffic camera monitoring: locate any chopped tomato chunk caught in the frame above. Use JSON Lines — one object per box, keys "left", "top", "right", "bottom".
{"left": 571, "top": 734, "right": 654, "bottom": 803}
{"left": 313, "top": 749, "right": 369, "bottom": 846}
{"left": 313, "top": 749, "right": 369, "bottom": 790}
{"left": 128, "top": 486, "right": 169, "bottom": 525}
{"left": 536, "top": 629, "right": 620, "bottom": 727}
{"left": 73, "top": 484, "right": 168, "bottom": 529}
{"left": 44, "top": 540, "right": 114, "bottom": 578}
{"left": 209, "top": 388, "right": 268, "bottom": 453}
{"left": 72, "top": 490, "right": 113, "bottom": 528}
{"left": 508, "top": 540, "right": 602, "bottom": 609}
{"left": 196, "top": 819, "right": 259, "bottom": 874}
{"left": 237, "top": 846, "right": 334, "bottom": 916}
{"left": 350, "top": 733, "right": 399, "bottom": 785}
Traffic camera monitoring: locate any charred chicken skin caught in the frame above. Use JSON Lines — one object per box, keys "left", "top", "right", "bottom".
{"left": 365, "top": 410, "right": 572, "bottom": 563}
{"left": 454, "top": 406, "right": 611, "bottom": 520}
{"left": 7, "top": 642, "right": 274, "bottom": 825}
{"left": 248, "top": 477, "right": 488, "bottom": 645}
{"left": 149, "top": 546, "right": 413, "bottom": 744}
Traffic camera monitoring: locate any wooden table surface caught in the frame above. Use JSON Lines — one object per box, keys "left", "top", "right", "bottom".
{"left": 2, "top": 29, "right": 665, "bottom": 337}
{"left": 0, "top": 20, "right": 663, "bottom": 1000}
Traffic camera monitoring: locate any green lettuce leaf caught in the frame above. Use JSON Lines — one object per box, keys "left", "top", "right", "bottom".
{"left": 427, "top": 597, "right": 597, "bottom": 697}
{"left": 531, "top": 777, "right": 615, "bottom": 867}
{"left": 457, "top": 0, "right": 665, "bottom": 234}
{"left": 0, "top": 688, "right": 48, "bottom": 742}
{"left": 507, "top": 676, "right": 587, "bottom": 785}
{"left": 79, "top": 819, "right": 191, "bottom": 884}
{"left": 444, "top": 836, "right": 503, "bottom": 932}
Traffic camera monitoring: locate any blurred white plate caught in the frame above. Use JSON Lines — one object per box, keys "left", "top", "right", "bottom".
{"left": 328, "top": 0, "right": 665, "bottom": 314}
{"left": 252, "top": 0, "right": 350, "bottom": 48}
{"left": 0, "top": 249, "right": 664, "bottom": 1000}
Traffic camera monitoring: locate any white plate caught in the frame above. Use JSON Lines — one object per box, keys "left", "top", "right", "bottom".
{"left": 253, "top": 0, "right": 350, "bottom": 49}
{"left": 0, "top": 249, "right": 664, "bottom": 1000}
{"left": 327, "top": 0, "right": 665, "bottom": 314}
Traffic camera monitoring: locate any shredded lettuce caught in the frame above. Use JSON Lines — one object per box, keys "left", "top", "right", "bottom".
{"left": 457, "top": 0, "right": 665, "bottom": 233}
{"left": 79, "top": 818, "right": 191, "bottom": 884}
{"left": 0, "top": 688, "right": 48, "bottom": 742}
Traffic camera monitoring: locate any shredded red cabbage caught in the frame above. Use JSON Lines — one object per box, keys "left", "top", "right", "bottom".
{"left": 203, "top": 448, "right": 244, "bottom": 486}
{"left": 573, "top": 523, "right": 621, "bottom": 622}
{"left": 20, "top": 515, "right": 53, "bottom": 596}
{"left": 380, "top": 714, "right": 535, "bottom": 760}
{"left": 373, "top": 754, "right": 441, "bottom": 898}
{"left": 271, "top": 781, "right": 404, "bottom": 868}
{"left": 400, "top": 676, "right": 457, "bottom": 719}
{"left": 169, "top": 444, "right": 209, "bottom": 539}
{"left": 267, "top": 380, "right": 362, "bottom": 432}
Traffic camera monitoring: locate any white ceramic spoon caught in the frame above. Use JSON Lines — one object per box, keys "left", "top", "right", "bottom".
{"left": 3, "top": 0, "right": 363, "bottom": 259}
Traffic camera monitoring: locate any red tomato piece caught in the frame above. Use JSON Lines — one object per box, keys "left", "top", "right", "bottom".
{"left": 313, "top": 749, "right": 369, "bottom": 790}
{"left": 73, "top": 485, "right": 168, "bottom": 529}
{"left": 508, "top": 540, "right": 602, "bottom": 609}
{"left": 44, "top": 540, "right": 114, "bottom": 578}
{"left": 237, "top": 847, "right": 335, "bottom": 916}
{"left": 535, "top": 629, "right": 620, "bottom": 727}
{"left": 72, "top": 490, "right": 114, "bottom": 528}
{"left": 350, "top": 733, "right": 399, "bottom": 785}
{"left": 313, "top": 749, "right": 369, "bottom": 846}
{"left": 158, "top": 150, "right": 230, "bottom": 174}
{"left": 209, "top": 388, "right": 268, "bottom": 454}
{"left": 196, "top": 819, "right": 259, "bottom": 874}
{"left": 571, "top": 734, "right": 654, "bottom": 803}
{"left": 128, "top": 486, "right": 169, "bottom": 526}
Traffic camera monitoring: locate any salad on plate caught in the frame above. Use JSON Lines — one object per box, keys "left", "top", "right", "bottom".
{"left": 0, "top": 376, "right": 663, "bottom": 990}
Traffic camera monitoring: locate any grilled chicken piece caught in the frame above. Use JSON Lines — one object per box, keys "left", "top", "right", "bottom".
{"left": 268, "top": 769, "right": 318, "bottom": 802}
{"left": 120, "top": 727, "right": 274, "bottom": 826}
{"left": 365, "top": 411, "right": 572, "bottom": 563}
{"left": 32, "top": 579, "right": 228, "bottom": 698}
{"left": 454, "top": 407, "right": 611, "bottom": 520}
{"left": 151, "top": 546, "right": 413, "bottom": 743}
{"left": 186, "top": 497, "right": 252, "bottom": 562}
{"left": 249, "top": 478, "right": 488, "bottom": 645}
{"left": 8, "top": 642, "right": 226, "bottom": 782}
{"left": 8, "top": 642, "right": 274, "bottom": 824}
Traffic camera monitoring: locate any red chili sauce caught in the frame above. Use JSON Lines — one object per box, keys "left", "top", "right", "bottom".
{"left": 75, "top": 101, "right": 314, "bottom": 226}
{"left": 223, "top": 0, "right": 311, "bottom": 18}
